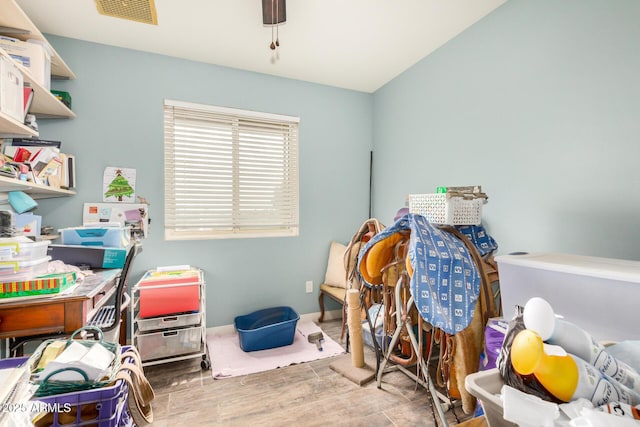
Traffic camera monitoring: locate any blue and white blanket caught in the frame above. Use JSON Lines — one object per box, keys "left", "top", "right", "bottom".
{"left": 358, "top": 213, "right": 497, "bottom": 335}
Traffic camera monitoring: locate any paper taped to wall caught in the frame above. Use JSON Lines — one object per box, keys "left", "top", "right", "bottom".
{"left": 82, "top": 202, "right": 149, "bottom": 239}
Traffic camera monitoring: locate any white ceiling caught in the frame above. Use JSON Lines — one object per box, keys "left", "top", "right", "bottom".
{"left": 15, "top": 0, "right": 506, "bottom": 93}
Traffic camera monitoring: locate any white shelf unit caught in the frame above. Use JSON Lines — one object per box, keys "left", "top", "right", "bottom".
{"left": 0, "top": 0, "right": 75, "bottom": 80}
{"left": 0, "top": 110, "right": 37, "bottom": 138}
{"left": 0, "top": 0, "right": 76, "bottom": 199}
{"left": 0, "top": 0, "right": 76, "bottom": 122}
{"left": 0, "top": 47, "right": 75, "bottom": 121}
{"left": 0, "top": 175, "right": 75, "bottom": 199}
{"left": 130, "top": 267, "right": 210, "bottom": 369}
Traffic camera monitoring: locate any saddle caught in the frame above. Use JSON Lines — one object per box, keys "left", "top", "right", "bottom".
{"left": 357, "top": 215, "right": 498, "bottom": 414}
{"left": 343, "top": 218, "right": 384, "bottom": 291}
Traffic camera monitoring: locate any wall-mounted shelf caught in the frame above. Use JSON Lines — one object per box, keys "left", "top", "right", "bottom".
{"left": 0, "top": 47, "right": 75, "bottom": 120}
{"left": 0, "top": 0, "right": 75, "bottom": 80}
{"left": 0, "top": 0, "right": 76, "bottom": 128}
{"left": 0, "top": 0, "right": 77, "bottom": 201}
{"left": 0, "top": 175, "right": 75, "bottom": 199}
{"left": 0, "top": 111, "right": 38, "bottom": 138}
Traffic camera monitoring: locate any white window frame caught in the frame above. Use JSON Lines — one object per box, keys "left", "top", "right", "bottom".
{"left": 163, "top": 99, "right": 299, "bottom": 240}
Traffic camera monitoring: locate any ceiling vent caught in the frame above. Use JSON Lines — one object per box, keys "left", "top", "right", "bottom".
{"left": 94, "top": 0, "right": 158, "bottom": 25}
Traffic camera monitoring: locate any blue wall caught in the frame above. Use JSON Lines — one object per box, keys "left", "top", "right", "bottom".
{"left": 372, "top": 0, "right": 640, "bottom": 259}
{"left": 36, "top": 36, "right": 372, "bottom": 326}
{"left": 34, "top": 0, "right": 640, "bottom": 327}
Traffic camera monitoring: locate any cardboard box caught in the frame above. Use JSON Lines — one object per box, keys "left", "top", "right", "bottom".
{"left": 48, "top": 244, "right": 127, "bottom": 269}
{"left": 0, "top": 36, "right": 51, "bottom": 90}
{"left": 0, "top": 55, "right": 24, "bottom": 122}
{"left": 496, "top": 252, "right": 640, "bottom": 342}
{"left": 0, "top": 271, "right": 76, "bottom": 299}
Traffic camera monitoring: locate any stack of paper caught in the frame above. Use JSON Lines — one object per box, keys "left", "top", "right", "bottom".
{"left": 0, "top": 365, "right": 32, "bottom": 426}
{"left": 36, "top": 341, "right": 115, "bottom": 382}
{"left": 0, "top": 365, "right": 28, "bottom": 407}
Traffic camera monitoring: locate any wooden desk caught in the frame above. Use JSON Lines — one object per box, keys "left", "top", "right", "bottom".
{"left": 0, "top": 269, "right": 120, "bottom": 343}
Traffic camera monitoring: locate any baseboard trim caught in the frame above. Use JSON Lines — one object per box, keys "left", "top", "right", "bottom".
{"left": 124, "top": 309, "right": 343, "bottom": 345}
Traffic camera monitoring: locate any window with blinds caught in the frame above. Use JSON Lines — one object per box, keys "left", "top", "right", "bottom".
{"left": 163, "top": 99, "right": 300, "bottom": 240}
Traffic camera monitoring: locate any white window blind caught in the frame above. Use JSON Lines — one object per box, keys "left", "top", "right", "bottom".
{"left": 164, "top": 99, "right": 299, "bottom": 240}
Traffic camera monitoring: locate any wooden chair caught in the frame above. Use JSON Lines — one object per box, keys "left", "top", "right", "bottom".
{"left": 319, "top": 220, "right": 385, "bottom": 341}
{"left": 318, "top": 284, "right": 346, "bottom": 333}
{"left": 317, "top": 241, "right": 349, "bottom": 339}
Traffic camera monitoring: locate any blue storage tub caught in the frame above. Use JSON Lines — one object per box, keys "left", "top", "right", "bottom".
{"left": 234, "top": 306, "right": 300, "bottom": 352}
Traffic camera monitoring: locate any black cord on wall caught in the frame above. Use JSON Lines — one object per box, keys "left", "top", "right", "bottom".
{"left": 369, "top": 150, "right": 373, "bottom": 219}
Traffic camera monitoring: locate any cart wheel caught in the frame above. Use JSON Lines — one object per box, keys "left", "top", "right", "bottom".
{"left": 201, "top": 359, "right": 210, "bottom": 370}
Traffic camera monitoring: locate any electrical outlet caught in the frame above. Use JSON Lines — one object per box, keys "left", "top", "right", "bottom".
{"left": 305, "top": 280, "right": 313, "bottom": 293}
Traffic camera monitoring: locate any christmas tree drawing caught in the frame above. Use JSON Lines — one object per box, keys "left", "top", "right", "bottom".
{"left": 104, "top": 168, "right": 134, "bottom": 201}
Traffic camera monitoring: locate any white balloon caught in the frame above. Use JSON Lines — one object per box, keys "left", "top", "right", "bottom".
{"left": 523, "top": 297, "right": 556, "bottom": 341}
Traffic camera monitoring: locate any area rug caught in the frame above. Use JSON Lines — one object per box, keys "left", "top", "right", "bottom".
{"left": 207, "top": 320, "right": 345, "bottom": 379}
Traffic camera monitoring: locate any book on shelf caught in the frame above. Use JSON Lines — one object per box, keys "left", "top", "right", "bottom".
{"left": 2, "top": 145, "right": 31, "bottom": 162}
{"left": 0, "top": 137, "right": 74, "bottom": 189}
{"left": 23, "top": 85, "right": 34, "bottom": 120}
{"left": 60, "top": 153, "right": 75, "bottom": 189}
{"left": 37, "top": 156, "right": 63, "bottom": 188}
{"left": 29, "top": 146, "right": 59, "bottom": 178}
{"left": 9, "top": 138, "right": 62, "bottom": 149}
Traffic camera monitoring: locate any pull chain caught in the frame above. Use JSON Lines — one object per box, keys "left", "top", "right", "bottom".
{"left": 275, "top": 0, "right": 280, "bottom": 47}
{"left": 270, "top": 25, "right": 275, "bottom": 50}
{"left": 270, "top": 0, "right": 276, "bottom": 50}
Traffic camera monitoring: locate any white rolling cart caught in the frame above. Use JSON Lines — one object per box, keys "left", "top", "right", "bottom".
{"left": 130, "top": 265, "right": 210, "bottom": 369}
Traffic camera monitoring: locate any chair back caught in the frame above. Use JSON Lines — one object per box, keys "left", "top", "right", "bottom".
{"left": 103, "top": 242, "right": 142, "bottom": 332}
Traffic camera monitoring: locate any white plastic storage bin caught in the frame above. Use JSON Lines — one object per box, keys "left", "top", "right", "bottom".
{"left": 0, "top": 238, "right": 49, "bottom": 261}
{"left": 466, "top": 369, "right": 572, "bottom": 427}
{"left": 496, "top": 252, "right": 640, "bottom": 342}
{"left": 0, "top": 36, "right": 51, "bottom": 90}
{"left": 0, "top": 55, "right": 23, "bottom": 122}
{"left": 136, "top": 312, "right": 201, "bottom": 333}
{"left": 465, "top": 369, "right": 517, "bottom": 427}
{"left": 135, "top": 325, "right": 202, "bottom": 361}
{"left": 0, "top": 256, "right": 50, "bottom": 281}
{"left": 408, "top": 193, "right": 484, "bottom": 225}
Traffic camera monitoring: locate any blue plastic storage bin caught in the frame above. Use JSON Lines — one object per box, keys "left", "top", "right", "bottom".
{"left": 234, "top": 306, "right": 300, "bottom": 352}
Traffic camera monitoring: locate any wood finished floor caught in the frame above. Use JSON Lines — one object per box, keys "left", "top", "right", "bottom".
{"left": 144, "top": 318, "right": 475, "bottom": 426}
